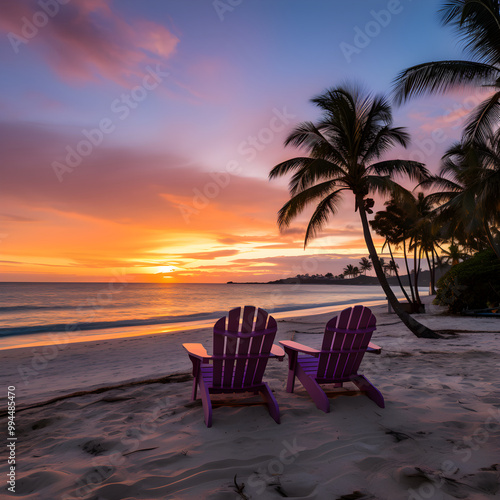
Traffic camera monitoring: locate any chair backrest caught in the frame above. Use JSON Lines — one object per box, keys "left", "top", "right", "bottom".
{"left": 316, "top": 305, "right": 376, "bottom": 382}
{"left": 211, "top": 306, "right": 277, "bottom": 389}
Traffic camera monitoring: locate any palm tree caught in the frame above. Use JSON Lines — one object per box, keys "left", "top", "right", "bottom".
{"left": 370, "top": 199, "right": 416, "bottom": 304}
{"left": 359, "top": 257, "right": 372, "bottom": 275}
{"left": 343, "top": 264, "right": 356, "bottom": 278}
{"left": 382, "top": 261, "right": 392, "bottom": 277}
{"left": 393, "top": 0, "right": 500, "bottom": 142}
{"left": 378, "top": 257, "right": 387, "bottom": 275}
{"left": 269, "top": 84, "right": 439, "bottom": 338}
{"left": 371, "top": 192, "right": 443, "bottom": 306}
{"left": 387, "top": 260, "right": 399, "bottom": 276}
{"left": 424, "top": 133, "right": 500, "bottom": 259}
{"left": 407, "top": 192, "right": 440, "bottom": 304}
{"left": 440, "top": 242, "right": 469, "bottom": 265}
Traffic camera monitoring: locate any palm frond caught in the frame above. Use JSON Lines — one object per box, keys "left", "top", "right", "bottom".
{"left": 283, "top": 121, "right": 348, "bottom": 166}
{"left": 303, "top": 189, "right": 346, "bottom": 246}
{"left": 392, "top": 60, "right": 498, "bottom": 104}
{"left": 440, "top": 0, "right": 500, "bottom": 66}
{"left": 311, "top": 85, "right": 360, "bottom": 116}
{"left": 276, "top": 180, "right": 342, "bottom": 230}
{"left": 463, "top": 90, "right": 500, "bottom": 142}
{"left": 288, "top": 159, "right": 347, "bottom": 196}
{"left": 269, "top": 157, "right": 314, "bottom": 180}
{"left": 362, "top": 127, "right": 411, "bottom": 164}
{"left": 418, "top": 174, "right": 463, "bottom": 194}
{"left": 425, "top": 190, "right": 461, "bottom": 205}
{"left": 283, "top": 122, "right": 327, "bottom": 150}
{"left": 367, "top": 160, "right": 431, "bottom": 183}
{"left": 364, "top": 175, "right": 413, "bottom": 201}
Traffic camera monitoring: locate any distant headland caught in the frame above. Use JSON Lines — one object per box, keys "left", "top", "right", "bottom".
{"left": 227, "top": 270, "right": 436, "bottom": 287}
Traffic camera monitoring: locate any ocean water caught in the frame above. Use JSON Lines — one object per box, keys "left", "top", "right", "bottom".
{"left": 0, "top": 282, "right": 398, "bottom": 348}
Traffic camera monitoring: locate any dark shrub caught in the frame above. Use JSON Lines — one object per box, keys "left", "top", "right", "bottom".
{"left": 434, "top": 249, "right": 500, "bottom": 313}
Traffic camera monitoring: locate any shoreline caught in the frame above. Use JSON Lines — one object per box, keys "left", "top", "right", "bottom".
{"left": 1, "top": 299, "right": 499, "bottom": 498}
{"left": 0, "top": 297, "right": 391, "bottom": 351}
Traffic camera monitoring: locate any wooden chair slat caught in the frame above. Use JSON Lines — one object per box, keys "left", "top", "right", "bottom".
{"left": 255, "top": 307, "right": 268, "bottom": 331}
{"left": 241, "top": 305, "right": 256, "bottom": 333}
{"left": 227, "top": 307, "right": 241, "bottom": 332}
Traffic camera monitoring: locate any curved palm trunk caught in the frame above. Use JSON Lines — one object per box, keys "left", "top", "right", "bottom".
{"left": 357, "top": 199, "right": 440, "bottom": 339}
{"left": 426, "top": 249, "right": 436, "bottom": 295}
{"left": 414, "top": 245, "right": 422, "bottom": 306}
{"left": 403, "top": 233, "right": 416, "bottom": 304}
{"left": 387, "top": 241, "right": 412, "bottom": 304}
{"left": 415, "top": 248, "right": 422, "bottom": 306}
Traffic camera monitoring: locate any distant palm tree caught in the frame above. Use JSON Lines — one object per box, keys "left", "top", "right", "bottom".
{"left": 382, "top": 261, "right": 392, "bottom": 276}
{"left": 343, "top": 264, "right": 356, "bottom": 278}
{"left": 393, "top": 0, "right": 500, "bottom": 142}
{"left": 269, "top": 84, "right": 438, "bottom": 338}
{"left": 359, "top": 257, "right": 372, "bottom": 275}
{"left": 371, "top": 193, "right": 442, "bottom": 307}
{"left": 407, "top": 192, "right": 439, "bottom": 303}
{"left": 370, "top": 199, "right": 415, "bottom": 303}
{"left": 440, "top": 242, "right": 469, "bottom": 266}
{"left": 387, "top": 260, "right": 399, "bottom": 276}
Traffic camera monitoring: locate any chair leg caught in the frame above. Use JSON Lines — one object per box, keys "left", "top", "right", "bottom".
{"left": 189, "top": 356, "right": 200, "bottom": 401}
{"left": 286, "top": 369, "right": 296, "bottom": 393}
{"left": 295, "top": 364, "right": 330, "bottom": 413}
{"left": 284, "top": 349, "right": 298, "bottom": 393}
{"left": 192, "top": 379, "right": 198, "bottom": 401}
{"left": 198, "top": 377, "right": 213, "bottom": 427}
{"left": 260, "top": 383, "right": 280, "bottom": 424}
{"left": 352, "top": 375, "right": 385, "bottom": 408}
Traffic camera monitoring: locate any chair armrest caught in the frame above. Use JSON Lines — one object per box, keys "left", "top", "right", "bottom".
{"left": 182, "top": 343, "right": 211, "bottom": 361}
{"left": 271, "top": 344, "right": 285, "bottom": 360}
{"left": 367, "top": 342, "right": 382, "bottom": 354}
{"left": 279, "top": 340, "right": 320, "bottom": 356}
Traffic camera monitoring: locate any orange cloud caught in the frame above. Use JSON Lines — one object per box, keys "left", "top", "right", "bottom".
{"left": 0, "top": 0, "right": 179, "bottom": 86}
{"left": 178, "top": 250, "right": 241, "bottom": 260}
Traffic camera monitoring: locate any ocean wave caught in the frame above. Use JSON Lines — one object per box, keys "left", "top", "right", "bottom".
{"left": 0, "top": 304, "right": 118, "bottom": 313}
{"left": 0, "top": 297, "right": 382, "bottom": 337}
{"left": 0, "top": 311, "right": 225, "bottom": 337}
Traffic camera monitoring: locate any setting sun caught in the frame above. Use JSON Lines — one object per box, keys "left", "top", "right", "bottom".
{"left": 156, "top": 265, "right": 176, "bottom": 274}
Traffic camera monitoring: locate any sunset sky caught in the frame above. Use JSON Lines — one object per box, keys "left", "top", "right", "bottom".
{"left": 0, "top": 0, "right": 483, "bottom": 283}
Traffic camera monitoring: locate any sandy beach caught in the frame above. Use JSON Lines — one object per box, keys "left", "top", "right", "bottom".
{"left": 1, "top": 298, "right": 500, "bottom": 499}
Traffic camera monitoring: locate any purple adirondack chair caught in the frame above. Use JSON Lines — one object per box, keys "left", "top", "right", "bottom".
{"left": 183, "top": 306, "right": 285, "bottom": 427}
{"left": 279, "top": 305, "right": 384, "bottom": 412}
